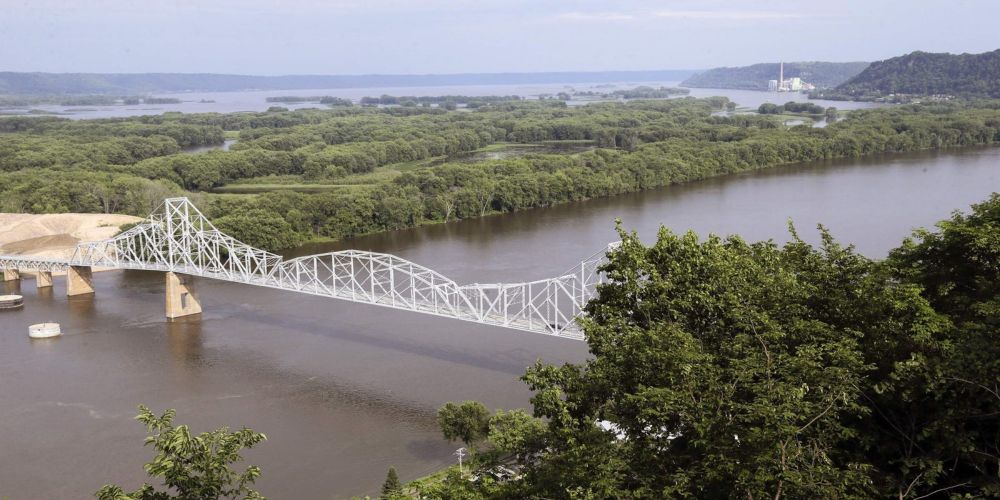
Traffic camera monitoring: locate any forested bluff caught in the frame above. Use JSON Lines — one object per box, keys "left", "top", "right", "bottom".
{"left": 2, "top": 97, "right": 1000, "bottom": 251}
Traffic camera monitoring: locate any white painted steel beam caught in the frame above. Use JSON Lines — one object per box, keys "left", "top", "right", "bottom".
{"left": 0, "top": 198, "right": 612, "bottom": 340}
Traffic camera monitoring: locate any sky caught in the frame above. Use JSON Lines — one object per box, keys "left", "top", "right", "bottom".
{"left": 1, "top": 0, "right": 998, "bottom": 75}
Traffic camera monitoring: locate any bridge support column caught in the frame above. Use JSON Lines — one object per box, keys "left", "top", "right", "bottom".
{"left": 36, "top": 271, "right": 53, "bottom": 289}
{"left": 165, "top": 272, "right": 201, "bottom": 320}
{"left": 3, "top": 268, "right": 19, "bottom": 282}
{"left": 67, "top": 266, "right": 94, "bottom": 296}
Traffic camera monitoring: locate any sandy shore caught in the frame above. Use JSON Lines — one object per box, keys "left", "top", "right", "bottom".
{"left": 0, "top": 213, "right": 142, "bottom": 273}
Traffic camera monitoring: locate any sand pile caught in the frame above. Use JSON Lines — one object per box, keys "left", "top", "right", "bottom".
{"left": 0, "top": 213, "right": 142, "bottom": 261}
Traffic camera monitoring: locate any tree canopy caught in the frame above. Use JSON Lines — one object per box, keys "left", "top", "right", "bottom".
{"left": 836, "top": 49, "right": 1000, "bottom": 98}
{"left": 428, "top": 194, "right": 1000, "bottom": 499}
{"left": 96, "top": 405, "right": 267, "bottom": 500}
{"left": 4, "top": 98, "right": 1000, "bottom": 252}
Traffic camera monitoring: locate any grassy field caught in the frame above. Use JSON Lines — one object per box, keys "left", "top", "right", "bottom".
{"left": 213, "top": 183, "right": 374, "bottom": 194}
{"left": 214, "top": 141, "right": 598, "bottom": 195}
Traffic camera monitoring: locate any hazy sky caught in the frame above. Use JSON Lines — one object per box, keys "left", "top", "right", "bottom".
{"left": 2, "top": 0, "right": 997, "bottom": 75}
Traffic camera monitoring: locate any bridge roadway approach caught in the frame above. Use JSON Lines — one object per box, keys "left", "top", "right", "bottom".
{"left": 0, "top": 198, "right": 612, "bottom": 340}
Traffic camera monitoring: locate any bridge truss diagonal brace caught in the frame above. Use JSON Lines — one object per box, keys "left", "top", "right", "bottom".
{"left": 0, "top": 197, "right": 619, "bottom": 340}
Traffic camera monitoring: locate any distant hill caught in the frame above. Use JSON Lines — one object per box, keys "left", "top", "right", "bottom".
{"left": 834, "top": 49, "right": 1000, "bottom": 98}
{"left": 0, "top": 70, "right": 697, "bottom": 96}
{"left": 680, "top": 62, "right": 869, "bottom": 91}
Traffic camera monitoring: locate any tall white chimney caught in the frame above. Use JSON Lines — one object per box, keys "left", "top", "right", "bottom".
{"left": 779, "top": 62, "right": 784, "bottom": 87}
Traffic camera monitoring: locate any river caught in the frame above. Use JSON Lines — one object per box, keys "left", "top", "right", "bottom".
{"left": 1, "top": 147, "right": 998, "bottom": 498}
{"left": 0, "top": 81, "right": 879, "bottom": 120}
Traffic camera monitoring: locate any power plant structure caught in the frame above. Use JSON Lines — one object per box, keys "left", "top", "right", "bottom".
{"left": 768, "top": 62, "right": 809, "bottom": 92}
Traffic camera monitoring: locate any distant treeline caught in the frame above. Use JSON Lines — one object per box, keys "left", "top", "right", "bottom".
{"left": 3, "top": 98, "right": 1000, "bottom": 250}
{"left": 611, "top": 86, "right": 689, "bottom": 99}
{"left": 757, "top": 101, "right": 827, "bottom": 115}
{"left": 681, "top": 61, "right": 869, "bottom": 91}
{"left": 358, "top": 95, "right": 522, "bottom": 107}
{"left": 574, "top": 86, "right": 690, "bottom": 99}
{"left": 0, "top": 95, "right": 182, "bottom": 107}
{"left": 0, "top": 95, "right": 122, "bottom": 107}
{"left": 0, "top": 70, "right": 698, "bottom": 95}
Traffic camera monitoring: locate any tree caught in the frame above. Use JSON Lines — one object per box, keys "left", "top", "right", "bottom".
{"left": 96, "top": 405, "right": 266, "bottom": 500}
{"left": 497, "top": 222, "right": 950, "bottom": 498}
{"left": 878, "top": 193, "right": 1000, "bottom": 496}
{"left": 487, "top": 409, "right": 545, "bottom": 458}
{"left": 437, "top": 401, "right": 491, "bottom": 450}
{"left": 213, "top": 209, "right": 303, "bottom": 251}
{"left": 436, "top": 194, "right": 1000, "bottom": 498}
{"left": 380, "top": 467, "right": 403, "bottom": 499}
{"left": 758, "top": 102, "right": 783, "bottom": 114}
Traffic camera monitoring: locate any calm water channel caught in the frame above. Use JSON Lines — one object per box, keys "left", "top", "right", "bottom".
{"left": 2, "top": 147, "right": 998, "bottom": 498}
{"left": 0, "top": 81, "right": 879, "bottom": 120}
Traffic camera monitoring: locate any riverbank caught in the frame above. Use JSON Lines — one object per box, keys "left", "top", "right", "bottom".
{"left": 0, "top": 213, "right": 140, "bottom": 262}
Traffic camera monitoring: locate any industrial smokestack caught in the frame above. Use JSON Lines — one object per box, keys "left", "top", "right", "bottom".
{"left": 779, "top": 62, "right": 784, "bottom": 88}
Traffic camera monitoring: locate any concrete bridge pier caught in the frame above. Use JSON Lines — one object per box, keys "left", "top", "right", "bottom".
{"left": 36, "top": 271, "right": 53, "bottom": 289}
{"left": 67, "top": 266, "right": 95, "bottom": 296}
{"left": 165, "top": 272, "right": 202, "bottom": 320}
{"left": 3, "top": 268, "right": 20, "bottom": 282}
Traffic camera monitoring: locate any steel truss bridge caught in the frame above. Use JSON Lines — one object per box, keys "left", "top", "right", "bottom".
{"left": 0, "top": 198, "right": 613, "bottom": 340}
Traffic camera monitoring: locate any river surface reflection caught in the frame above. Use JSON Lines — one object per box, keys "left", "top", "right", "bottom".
{"left": 1, "top": 147, "right": 997, "bottom": 497}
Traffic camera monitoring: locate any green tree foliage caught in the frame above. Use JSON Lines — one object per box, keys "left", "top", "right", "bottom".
{"left": 213, "top": 209, "right": 303, "bottom": 251}
{"left": 758, "top": 101, "right": 825, "bottom": 115}
{"left": 437, "top": 401, "right": 491, "bottom": 450}
{"left": 95, "top": 405, "right": 266, "bottom": 500}
{"left": 5, "top": 99, "right": 1000, "bottom": 253}
{"left": 442, "top": 194, "right": 1000, "bottom": 499}
{"left": 380, "top": 467, "right": 403, "bottom": 499}
{"left": 757, "top": 102, "right": 782, "bottom": 114}
{"left": 836, "top": 49, "right": 1000, "bottom": 98}
{"left": 486, "top": 409, "right": 545, "bottom": 458}
{"left": 412, "top": 469, "right": 502, "bottom": 499}
{"left": 878, "top": 193, "right": 1000, "bottom": 496}
{"left": 508, "top": 225, "right": 913, "bottom": 497}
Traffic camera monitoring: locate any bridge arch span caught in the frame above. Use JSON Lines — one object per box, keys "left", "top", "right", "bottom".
{"left": 1, "top": 198, "right": 611, "bottom": 340}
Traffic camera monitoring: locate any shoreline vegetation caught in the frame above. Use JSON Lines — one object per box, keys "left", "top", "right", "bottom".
{"left": 2, "top": 97, "right": 1000, "bottom": 252}
{"left": 0, "top": 95, "right": 184, "bottom": 108}
{"left": 404, "top": 192, "right": 1000, "bottom": 498}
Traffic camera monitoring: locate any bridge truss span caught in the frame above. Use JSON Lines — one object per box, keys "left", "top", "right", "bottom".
{"left": 0, "top": 198, "right": 614, "bottom": 340}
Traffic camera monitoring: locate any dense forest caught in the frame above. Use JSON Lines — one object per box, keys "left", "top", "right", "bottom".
{"left": 680, "top": 61, "right": 869, "bottom": 90}
{"left": 2, "top": 98, "right": 1000, "bottom": 251}
{"left": 0, "top": 70, "right": 696, "bottom": 95}
{"left": 831, "top": 49, "right": 1000, "bottom": 99}
{"left": 418, "top": 193, "right": 1000, "bottom": 499}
